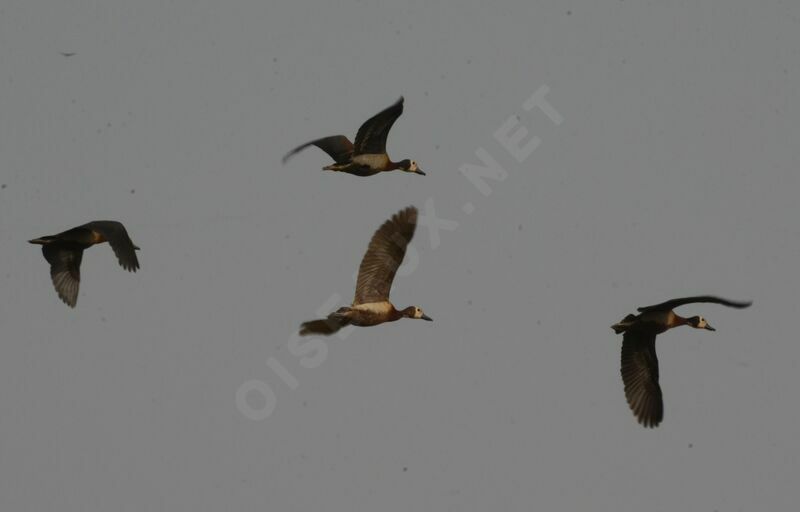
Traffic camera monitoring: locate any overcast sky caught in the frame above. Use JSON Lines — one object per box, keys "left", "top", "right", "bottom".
{"left": 1, "top": 1, "right": 799, "bottom": 511}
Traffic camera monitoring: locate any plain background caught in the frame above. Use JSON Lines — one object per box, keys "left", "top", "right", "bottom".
{"left": 1, "top": 1, "right": 798, "bottom": 511}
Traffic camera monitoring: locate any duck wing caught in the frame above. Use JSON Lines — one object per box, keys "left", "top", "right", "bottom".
{"left": 354, "top": 206, "right": 417, "bottom": 305}
{"left": 637, "top": 296, "right": 752, "bottom": 313}
{"left": 83, "top": 221, "right": 140, "bottom": 272}
{"left": 620, "top": 328, "right": 663, "bottom": 428}
{"left": 42, "top": 245, "right": 83, "bottom": 308}
{"left": 282, "top": 135, "right": 354, "bottom": 165}
{"left": 353, "top": 97, "right": 404, "bottom": 156}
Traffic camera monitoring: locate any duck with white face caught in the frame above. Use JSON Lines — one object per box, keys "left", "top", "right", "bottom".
{"left": 283, "top": 97, "right": 428, "bottom": 178}
{"left": 687, "top": 315, "right": 715, "bottom": 331}
{"left": 299, "top": 206, "right": 434, "bottom": 336}
{"left": 610, "top": 295, "right": 752, "bottom": 428}
{"left": 399, "top": 159, "right": 425, "bottom": 175}
{"left": 405, "top": 305, "right": 433, "bottom": 321}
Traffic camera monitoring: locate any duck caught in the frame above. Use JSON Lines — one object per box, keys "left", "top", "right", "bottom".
{"left": 282, "top": 97, "right": 425, "bottom": 177}
{"left": 611, "top": 295, "right": 752, "bottom": 428}
{"left": 29, "top": 221, "right": 140, "bottom": 308}
{"left": 300, "top": 206, "right": 432, "bottom": 336}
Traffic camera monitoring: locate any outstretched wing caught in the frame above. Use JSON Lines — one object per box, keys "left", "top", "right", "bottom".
{"left": 621, "top": 328, "right": 663, "bottom": 428}
{"left": 42, "top": 245, "right": 83, "bottom": 308}
{"left": 282, "top": 135, "right": 354, "bottom": 165}
{"left": 354, "top": 206, "right": 417, "bottom": 304}
{"left": 353, "top": 97, "right": 404, "bottom": 156}
{"left": 638, "top": 296, "right": 752, "bottom": 313}
{"left": 84, "top": 221, "right": 140, "bottom": 272}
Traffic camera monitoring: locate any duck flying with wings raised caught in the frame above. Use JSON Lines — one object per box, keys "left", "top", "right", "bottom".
{"left": 282, "top": 97, "right": 425, "bottom": 177}
{"left": 300, "top": 206, "right": 432, "bottom": 336}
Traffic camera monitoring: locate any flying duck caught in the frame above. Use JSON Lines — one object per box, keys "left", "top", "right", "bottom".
{"left": 300, "top": 206, "right": 432, "bottom": 336}
{"left": 612, "top": 295, "right": 752, "bottom": 427}
{"left": 29, "top": 221, "right": 140, "bottom": 307}
{"left": 282, "top": 97, "right": 425, "bottom": 177}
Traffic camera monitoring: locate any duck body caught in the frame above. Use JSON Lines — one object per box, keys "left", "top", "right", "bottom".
{"left": 335, "top": 302, "right": 407, "bottom": 327}
{"left": 612, "top": 310, "right": 685, "bottom": 335}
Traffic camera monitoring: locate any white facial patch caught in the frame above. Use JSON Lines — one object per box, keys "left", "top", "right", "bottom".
{"left": 413, "top": 307, "right": 425, "bottom": 319}
{"left": 409, "top": 160, "right": 419, "bottom": 172}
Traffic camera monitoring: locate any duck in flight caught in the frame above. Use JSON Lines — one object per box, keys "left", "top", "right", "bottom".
{"left": 282, "top": 97, "right": 425, "bottom": 177}
{"left": 612, "top": 295, "right": 752, "bottom": 427}
{"left": 29, "top": 221, "right": 140, "bottom": 308}
{"left": 300, "top": 206, "right": 432, "bottom": 336}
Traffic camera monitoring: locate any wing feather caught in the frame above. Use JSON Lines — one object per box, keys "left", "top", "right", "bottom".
{"left": 43, "top": 245, "right": 82, "bottom": 307}
{"left": 638, "top": 296, "right": 752, "bottom": 313}
{"left": 621, "top": 329, "right": 664, "bottom": 428}
{"left": 282, "top": 135, "right": 354, "bottom": 165}
{"left": 354, "top": 206, "right": 417, "bottom": 304}
{"left": 84, "top": 221, "right": 139, "bottom": 272}
{"left": 353, "top": 97, "right": 404, "bottom": 156}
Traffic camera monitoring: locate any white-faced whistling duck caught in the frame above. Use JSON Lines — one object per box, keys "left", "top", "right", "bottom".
{"left": 29, "top": 221, "right": 140, "bottom": 308}
{"left": 282, "top": 97, "right": 425, "bottom": 177}
{"left": 299, "top": 206, "right": 432, "bottom": 336}
{"left": 611, "top": 295, "right": 752, "bottom": 427}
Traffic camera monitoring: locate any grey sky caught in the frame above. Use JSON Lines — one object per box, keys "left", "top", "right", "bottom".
{"left": 1, "top": 1, "right": 798, "bottom": 511}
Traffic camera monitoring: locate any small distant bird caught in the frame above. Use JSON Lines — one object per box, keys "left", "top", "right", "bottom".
{"left": 283, "top": 97, "right": 426, "bottom": 177}
{"left": 300, "top": 206, "right": 432, "bottom": 335}
{"left": 60, "top": 52, "right": 76, "bottom": 57}
{"left": 29, "top": 221, "right": 140, "bottom": 307}
{"left": 611, "top": 296, "right": 752, "bottom": 427}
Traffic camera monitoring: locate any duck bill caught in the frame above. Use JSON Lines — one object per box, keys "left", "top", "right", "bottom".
{"left": 704, "top": 324, "right": 716, "bottom": 331}
{"left": 415, "top": 168, "right": 426, "bottom": 176}
{"left": 28, "top": 237, "right": 50, "bottom": 245}
{"left": 421, "top": 314, "right": 433, "bottom": 321}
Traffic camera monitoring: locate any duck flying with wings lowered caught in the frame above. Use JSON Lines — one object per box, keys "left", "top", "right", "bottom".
{"left": 612, "top": 295, "right": 752, "bottom": 428}
{"left": 29, "top": 221, "right": 140, "bottom": 308}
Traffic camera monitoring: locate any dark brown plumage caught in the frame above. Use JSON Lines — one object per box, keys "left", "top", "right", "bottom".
{"left": 620, "top": 329, "right": 663, "bottom": 428}
{"left": 300, "top": 206, "right": 432, "bottom": 336}
{"left": 352, "top": 97, "right": 404, "bottom": 155}
{"left": 282, "top": 97, "right": 425, "bottom": 177}
{"left": 29, "top": 221, "right": 140, "bottom": 307}
{"left": 612, "top": 296, "right": 751, "bottom": 428}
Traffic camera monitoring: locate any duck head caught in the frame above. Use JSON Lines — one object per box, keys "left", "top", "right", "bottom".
{"left": 398, "top": 159, "right": 426, "bottom": 175}
{"left": 687, "top": 315, "right": 715, "bottom": 331}
{"left": 402, "top": 306, "right": 433, "bottom": 321}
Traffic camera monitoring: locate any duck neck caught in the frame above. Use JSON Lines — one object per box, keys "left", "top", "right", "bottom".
{"left": 669, "top": 312, "right": 690, "bottom": 328}
{"left": 392, "top": 306, "right": 411, "bottom": 321}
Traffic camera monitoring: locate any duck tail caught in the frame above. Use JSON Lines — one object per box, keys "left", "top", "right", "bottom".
{"left": 299, "top": 309, "right": 351, "bottom": 336}
{"left": 28, "top": 236, "right": 56, "bottom": 245}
